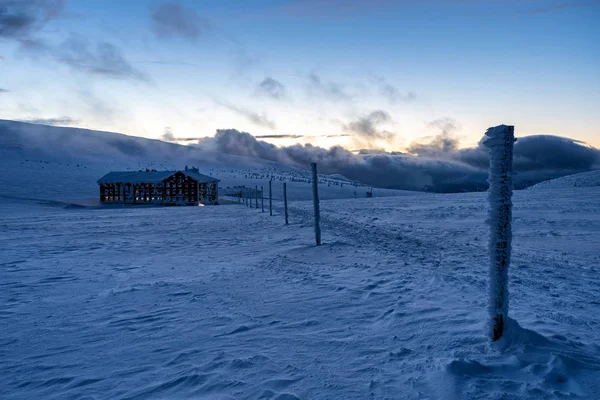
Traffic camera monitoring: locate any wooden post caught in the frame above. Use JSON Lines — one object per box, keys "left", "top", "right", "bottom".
{"left": 269, "top": 180, "right": 273, "bottom": 216}
{"left": 261, "top": 186, "right": 264, "bottom": 212}
{"left": 311, "top": 163, "right": 321, "bottom": 246}
{"left": 255, "top": 185, "right": 258, "bottom": 208}
{"left": 283, "top": 182, "right": 289, "bottom": 225}
{"left": 483, "top": 125, "right": 516, "bottom": 341}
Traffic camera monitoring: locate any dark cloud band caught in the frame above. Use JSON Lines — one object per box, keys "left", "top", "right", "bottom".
{"left": 195, "top": 129, "right": 600, "bottom": 192}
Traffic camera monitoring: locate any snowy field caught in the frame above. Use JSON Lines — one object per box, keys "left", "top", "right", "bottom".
{"left": 1, "top": 187, "right": 599, "bottom": 399}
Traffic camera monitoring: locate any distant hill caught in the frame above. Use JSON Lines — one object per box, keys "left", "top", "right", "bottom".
{"left": 0, "top": 120, "right": 404, "bottom": 205}
{"left": 528, "top": 169, "right": 600, "bottom": 190}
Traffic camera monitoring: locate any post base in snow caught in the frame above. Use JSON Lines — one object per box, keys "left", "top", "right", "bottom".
{"left": 492, "top": 314, "right": 504, "bottom": 341}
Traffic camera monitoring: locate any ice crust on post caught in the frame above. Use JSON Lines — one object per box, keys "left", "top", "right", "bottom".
{"left": 483, "top": 125, "right": 516, "bottom": 341}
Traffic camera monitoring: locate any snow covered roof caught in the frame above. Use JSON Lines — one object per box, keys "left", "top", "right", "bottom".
{"left": 97, "top": 170, "right": 219, "bottom": 185}
{"left": 182, "top": 170, "right": 220, "bottom": 184}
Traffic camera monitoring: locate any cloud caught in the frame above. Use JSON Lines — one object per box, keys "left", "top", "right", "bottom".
{"left": 161, "top": 127, "right": 176, "bottom": 141}
{"left": 407, "top": 118, "right": 461, "bottom": 157}
{"left": 0, "top": 88, "right": 8, "bottom": 93}
{"left": 428, "top": 117, "right": 460, "bottom": 135}
{"left": 255, "top": 134, "right": 304, "bottom": 139}
{"left": 195, "top": 128, "right": 480, "bottom": 191}
{"left": 151, "top": 2, "right": 210, "bottom": 41}
{"left": 1, "top": 2, "right": 147, "bottom": 81}
{"left": 19, "top": 116, "right": 80, "bottom": 126}
{"left": 0, "top": 0, "right": 64, "bottom": 39}
{"left": 57, "top": 38, "right": 148, "bottom": 80}
{"left": 343, "top": 110, "right": 394, "bottom": 142}
{"left": 381, "top": 84, "right": 417, "bottom": 104}
{"left": 194, "top": 128, "right": 600, "bottom": 192}
{"left": 255, "top": 133, "right": 351, "bottom": 139}
{"left": 307, "top": 73, "right": 352, "bottom": 102}
{"left": 257, "top": 77, "right": 286, "bottom": 100}
{"left": 216, "top": 100, "right": 276, "bottom": 130}
{"left": 375, "top": 78, "right": 417, "bottom": 104}
{"left": 20, "top": 37, "right": 149, "bottom": 81}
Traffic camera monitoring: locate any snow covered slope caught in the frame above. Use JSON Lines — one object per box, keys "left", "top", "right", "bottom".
{"left": 528, "top": 169, "right": 600, "bottom": 190}
{"left": 0, "top": 120, "right": 406, "bottom": 204}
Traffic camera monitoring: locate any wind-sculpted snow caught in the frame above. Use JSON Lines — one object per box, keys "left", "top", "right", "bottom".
{"left": 1, "top": 188, "right": 599, "bottom": 399}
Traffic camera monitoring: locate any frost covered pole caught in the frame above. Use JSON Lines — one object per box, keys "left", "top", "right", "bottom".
{"left": 311, "top": 163, "right": 322, "bottom": 246}
{"left": 261, "top": 186, "right": 265, "bottom": 212}
{"left": 484, "top": 125, "right": 516, "bottom": 341}
{"left": 269, "top": 180, "right": 273, "bottom": 216}
{"left": 283, "top": 182, "right": 289, "bottom": 225}
{"left": 255, "top": 185, "right": 258, "bottom": 208}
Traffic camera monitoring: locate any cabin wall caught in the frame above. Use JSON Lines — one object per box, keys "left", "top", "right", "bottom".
{"left": 163, "top": 173, "right": 199, "bottom": 205}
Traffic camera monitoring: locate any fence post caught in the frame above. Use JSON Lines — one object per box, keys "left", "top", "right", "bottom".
{"left": 269, "top": 180, "right": 273, "bottom": 216}
{"left": 283, "top": 182, "right": 289, "bottom": 225}
{"left": 261, "top": 186, "right": 264, "bottom": 212}
{"left": 484, "top": 125, "right": 516, "bottom": 341}
{"left": 255, "top": 185, "right": 258, "bottom": 208}
{"left": 311, "top": 163, "right": 321, "bottom": 246}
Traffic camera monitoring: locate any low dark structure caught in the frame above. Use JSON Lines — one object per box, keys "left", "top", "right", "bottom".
{"left": 97, "top": 168, "right": 219, "bottom": 206}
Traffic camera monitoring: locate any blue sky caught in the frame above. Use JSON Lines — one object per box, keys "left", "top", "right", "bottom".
{"left": 0, "top": 0, "right": 598, "bottom": 150}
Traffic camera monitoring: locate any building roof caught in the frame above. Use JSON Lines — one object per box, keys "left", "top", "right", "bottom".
{"left": 97, "top": 170, "right": 219, "bottom": 185}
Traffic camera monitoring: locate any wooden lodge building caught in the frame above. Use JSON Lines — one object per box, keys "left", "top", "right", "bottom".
{"left": 97, "top": 168, "right": 219, "bottom": 206}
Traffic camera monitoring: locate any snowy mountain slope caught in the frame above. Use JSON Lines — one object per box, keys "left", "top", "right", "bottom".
{"left": 528, "top": 169, "right": 600, "bottom": 190}
{"left": 0, "top": 120, "right": 408, "bottom": 204}
{"left": 1, "top": 188, "right": 599, "bottom": 399}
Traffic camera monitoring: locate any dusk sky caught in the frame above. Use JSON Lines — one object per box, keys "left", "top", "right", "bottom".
{"left": 0, "top": 0, "right": 598, "bottom": 150}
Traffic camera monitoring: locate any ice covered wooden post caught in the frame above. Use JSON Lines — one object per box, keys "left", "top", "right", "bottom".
{"left": 483, "top": 124, "right": 516, "bottom": 341}
{"left": 255, "top": 185, "right": 258, "bottom": 208}
{"left": 261, "top": 186, "right": 265, "bottom": 212}
{"left": 269, "top": 180, "right": 273, "bottom": 216}
{"left": 283, "top": 182, "right": 289, "bottom": 225}
{"left": 311, "top": 163, "right": 322, "bottom": 246}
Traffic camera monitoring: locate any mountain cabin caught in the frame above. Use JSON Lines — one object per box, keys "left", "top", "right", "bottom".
{"left": 97, "top": 168, "right": 219, "bottom": 206}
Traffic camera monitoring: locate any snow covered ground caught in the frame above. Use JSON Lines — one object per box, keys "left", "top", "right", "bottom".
{"left": 529, "top": 170, "right": 600, "bottom": 190}
{"left": 1, "top": 187, "right": 599, "bottom": 399}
